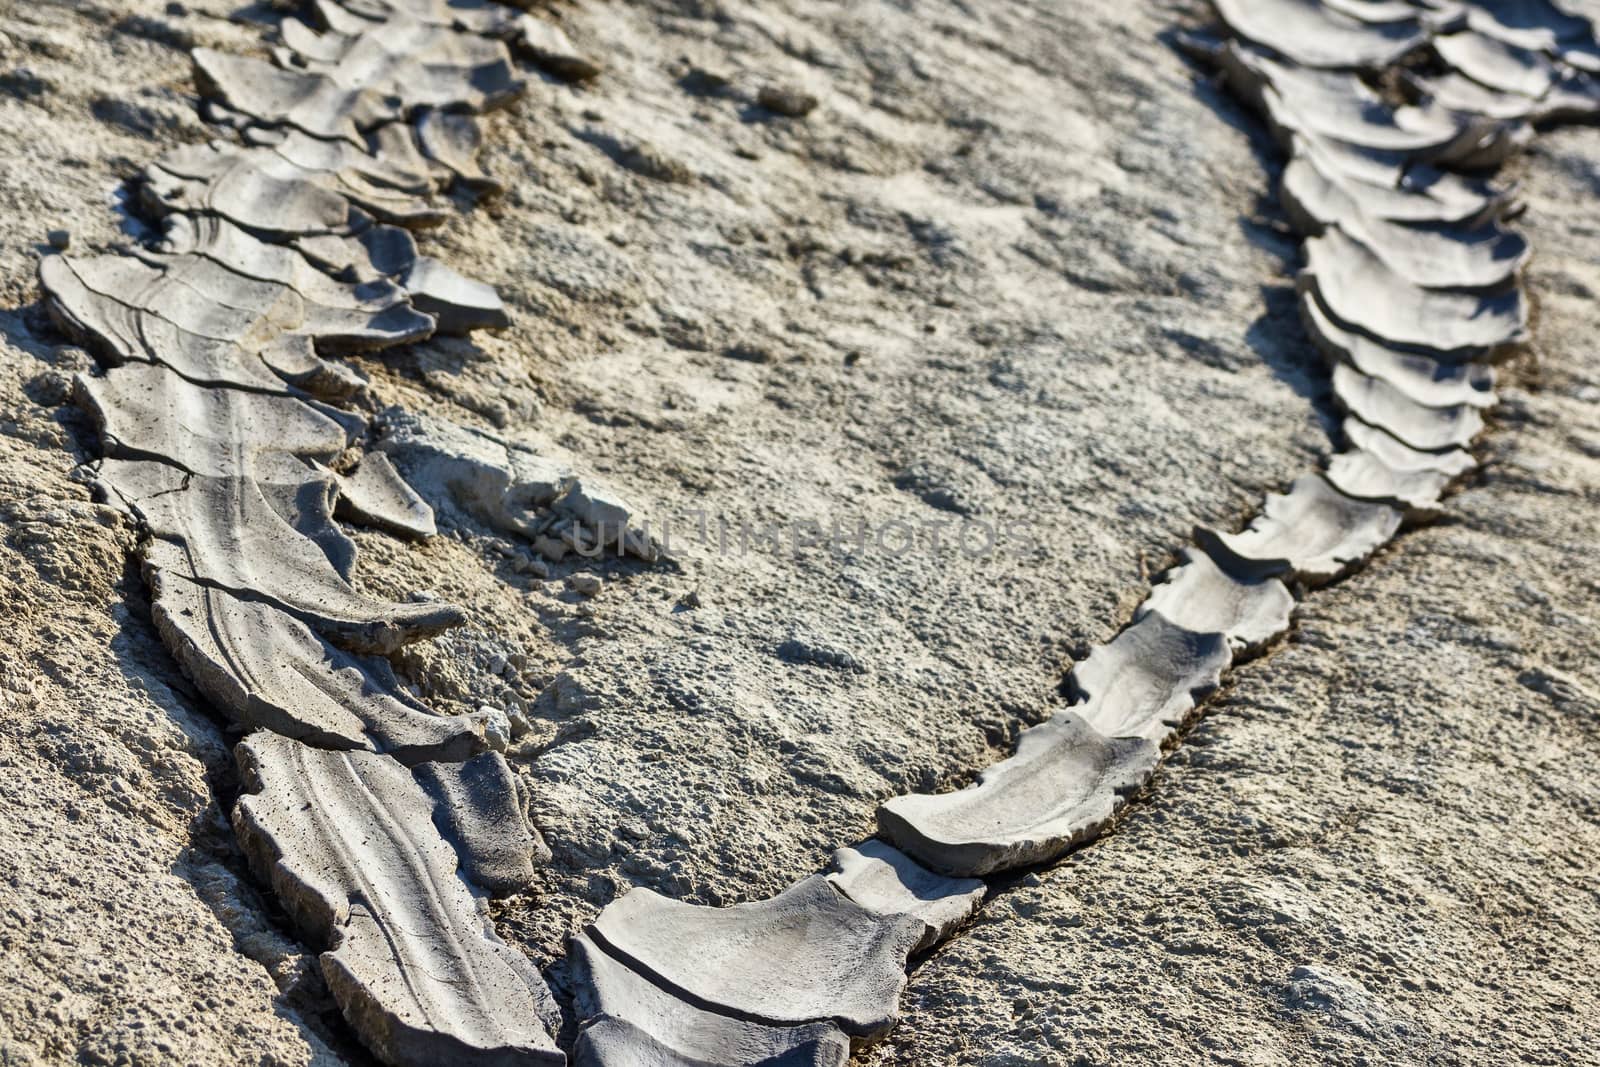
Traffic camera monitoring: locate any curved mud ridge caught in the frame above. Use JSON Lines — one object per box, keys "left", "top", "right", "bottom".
{"left": 23, "top": 1, "right": 1600, "bottom": 1065}
{"left": 37, "top": 1, "right": 602, "bottom": 1062}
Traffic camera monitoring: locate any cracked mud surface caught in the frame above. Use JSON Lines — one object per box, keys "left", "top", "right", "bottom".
{"left": 2, "top": 0, "right": 1599, "bottom": 1064}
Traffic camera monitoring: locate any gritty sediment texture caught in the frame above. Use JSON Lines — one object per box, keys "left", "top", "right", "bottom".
{"left": 4, "top": 0, "right": 1600, "bottom": 1065}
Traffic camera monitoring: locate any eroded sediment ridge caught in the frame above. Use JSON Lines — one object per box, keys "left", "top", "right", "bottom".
{"left": 40, "top": 1, "right": 602, "bottom": 1063}
{"left": 569, "top": 1, "right": 1600, "bottom": 1061}
{"left": 32, "top": 1, "right": 1600, "bottom": 1065}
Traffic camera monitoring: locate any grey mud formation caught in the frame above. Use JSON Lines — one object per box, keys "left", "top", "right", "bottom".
{"left": 32, "top": 1, "right": 603, "bottom": 1063}
{"left": 32, "top": 0, "right": 1057, "bottom": 1063}
{"left": 234, "top": 734, "right": 562, "bottom": 1067}
{"left": 575, "top": 0, "right": 1600, "bottom": 1052}
{"left": 5, "top": 0, "right": 1600, "bottom": 1065}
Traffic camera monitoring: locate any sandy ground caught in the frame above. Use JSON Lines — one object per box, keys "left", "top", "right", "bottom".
{"left": 0, "top": 0, "right": 1596, "bottom": 1064}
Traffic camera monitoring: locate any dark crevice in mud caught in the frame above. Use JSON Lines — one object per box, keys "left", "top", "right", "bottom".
{"left": 180, "top": 798, "right": 379, "bottom": 1067}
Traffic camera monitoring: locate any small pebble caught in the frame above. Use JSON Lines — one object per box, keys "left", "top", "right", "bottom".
{"left": 680, "top": 67, "right": 730, "bottom": 95}
{"left": 519, "top": 17, "right": 602, "bottom": 82}
{"left": 568, "top": 574, "right": 603, "bottom": 597}
{"left": 47, "top": 229, "right": 70, "bottom": 250}
{"left": 757, "top": 83, "right": 818, "bottom": 118}
{"left": 618, "top": 141, "right": 692, "bottom": 184}
{"left": 473, "top": 708, "right": 512, "bottom": 751}
{"left": 513, "top": 554, "right": 551, "bottom": 578}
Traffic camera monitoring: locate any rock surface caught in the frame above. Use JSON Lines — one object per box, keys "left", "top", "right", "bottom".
{"left": 1211, "top": 0, "right": 1432, "bottom": 68}
{"left": 516, "top": 17, "right": 602, "bottom": 83}
{"left": 1066, "top": 611, "right": 1233, "bottom": 743}
{"left": 1435, "top": 29, "right": 1560, "bottom": 98}
{"left": 1134, "top": 546, "right": 1295, "bottom": 656}
{"left": 1301, "top": 227, "right": 1528, "bottom": 359}
{"left": 1342, "top": 416, "right": 1479, "bottom": 477}
{"left": 1222, "top": 46, "right": 1496, "bottom": 160}
{"left": 149, "top": 565, "right": 487, "bottom": 761}
{"left": 1323, "top": 211, "right": 1528, "bottom": 292}
{"left": 336, "top": 451, "right": 439, "bottom": 540}
{"left": 568, "top": 934, "right": 850, "bottom": 1067}
{"left": 99, "top": 457, "right": 462, "bottom": 653}
{"left": 413, "top": 750, "right": 550, "bottom": 894}
{"left": 1197, "top": 474, "right": 1404, "bottom": 586}
{"left": 192, "top": 47, "right": 396, "bottom": 143}
{"left": 415, "top": 107, "right": 502, "bottom": 193}
{"left": 1324, "top": 448, "right": 1453, "bottom": 517}
{"left": 1299, "top": 288, "right": 1498, "bottom": 410}
{"left": 4, "top": 0, "right": 1600, "bottom": 1065}
{"left": 1279, "top": 130, "right": 1515, "bottom": 229}
{"left": 1331, "top": 362, "right": 1486, "bottom": 453}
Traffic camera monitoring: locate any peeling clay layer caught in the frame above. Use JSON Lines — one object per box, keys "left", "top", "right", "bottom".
{"left": 34, "top": 1, "right": 603, "bottom": 1061}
